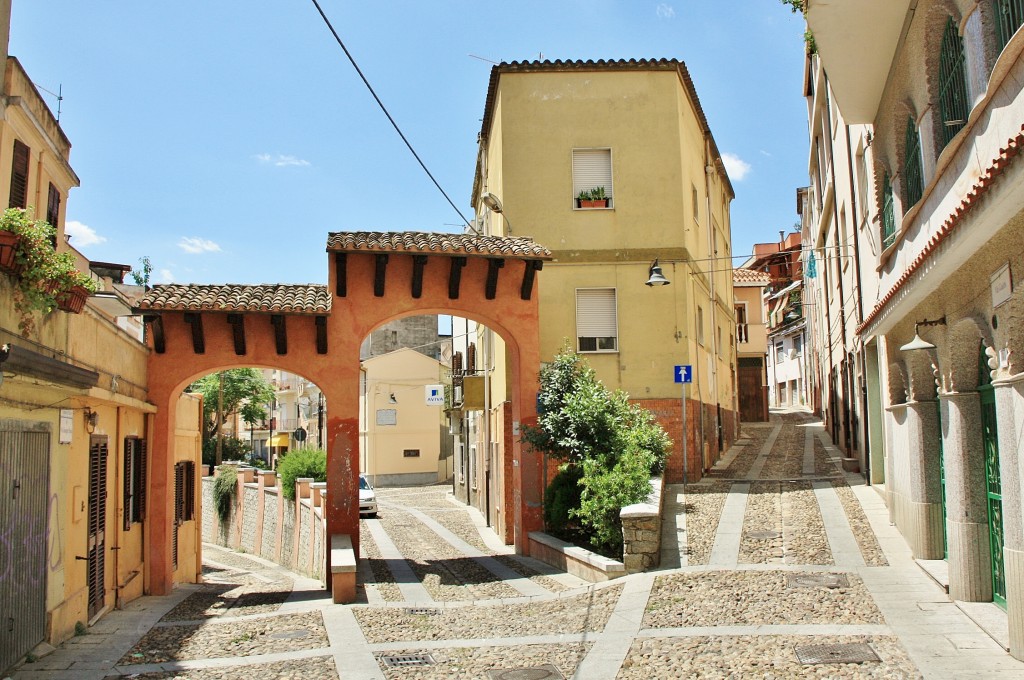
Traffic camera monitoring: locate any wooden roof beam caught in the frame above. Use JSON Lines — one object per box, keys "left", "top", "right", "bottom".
{"left": 227, "top": 314, "right": 247, "bottom": 356}
{"left": 183, "top": 312, "right": 205, "bottom": 354}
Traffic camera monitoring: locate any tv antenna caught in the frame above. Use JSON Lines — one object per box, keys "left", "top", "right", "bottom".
{"left": 34, "top": 82, "right": 63, "bottom": 122}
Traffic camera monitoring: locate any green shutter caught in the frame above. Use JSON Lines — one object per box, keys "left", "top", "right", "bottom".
{"left": 938, "top": 17, "right": 969, "bottom": 147}
{"left": 881, "top": 173, "right": 896, "bottom": 249}
{"left": 903, "top": 118, "right": 924, "bottom": 211}
{"left": 994, "top": 0, "right": 1024, "bottom": 51}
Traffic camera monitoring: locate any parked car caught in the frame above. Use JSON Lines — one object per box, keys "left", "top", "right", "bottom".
{"left": 359, "top": 474, "right": 378, "bottom": 517}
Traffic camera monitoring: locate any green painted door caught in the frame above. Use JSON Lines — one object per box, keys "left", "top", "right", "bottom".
{"left": 979, "top": 346, "right": 1005, "bottom": 608}
{"left": 937, "top": 401, "right": 948, "bottom": 559}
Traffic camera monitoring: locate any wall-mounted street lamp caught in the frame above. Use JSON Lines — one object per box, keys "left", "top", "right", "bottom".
{"left": 645, "top": 259, "right": 670, "bottom": 286}
{"left": 899, "top": 316, "right": 946, "bottom": 352}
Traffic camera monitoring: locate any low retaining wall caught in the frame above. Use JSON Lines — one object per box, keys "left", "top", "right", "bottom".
{"left": 620, "top": 475, "right": 666, "bottom": 573}
{"left": 528, "top": 474, "right": 666, "bottom": 581}
{"left": 201, "top": 466, "right": 327, "bottom": 583}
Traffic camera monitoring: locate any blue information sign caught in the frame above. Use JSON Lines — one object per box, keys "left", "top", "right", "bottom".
{"left": 674, "top": 365, "right": 692, "bottom": 384}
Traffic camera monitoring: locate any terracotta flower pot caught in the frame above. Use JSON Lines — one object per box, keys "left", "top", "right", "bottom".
{"left": 56, "top": 284, "right": 90, "bottom": 314}
{"left": 0, "top": 231, "right": 21, "bottom": 275}
{"left": 578, "top": 199, "right": 609, "bottom": 208}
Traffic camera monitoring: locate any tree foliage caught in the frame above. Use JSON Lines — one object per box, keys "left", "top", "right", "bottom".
{"left": 276, "top": 448, "right": 327, "bottom": 500}
{"left": 188, "top": 369, "right": 275, "bottom": 441}
{"left": 524, "top": 346, "right": 670, "bottom": 556}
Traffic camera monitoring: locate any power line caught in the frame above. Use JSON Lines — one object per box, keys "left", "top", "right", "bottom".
{"left": 308, "top": 0, "right": 472, "bottom": 230}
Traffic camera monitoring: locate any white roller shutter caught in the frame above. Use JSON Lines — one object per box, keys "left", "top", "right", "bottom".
{"left": 572, "top": 149, "right": 613, "bottom": 197}
{"left": 576, "top": 288, "right": 618, "bottom": 351}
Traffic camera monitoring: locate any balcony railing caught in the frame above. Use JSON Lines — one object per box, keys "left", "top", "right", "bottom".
{"left": 736, "top": 323, "right": 749, "bottom": 344}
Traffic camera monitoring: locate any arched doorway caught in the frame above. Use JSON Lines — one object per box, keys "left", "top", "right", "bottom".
{"left": 139, "top": 232, "right": 550, "bottom": 600}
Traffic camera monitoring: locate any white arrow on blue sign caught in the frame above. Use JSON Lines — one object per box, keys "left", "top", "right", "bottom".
{"left": 674, "top": 365, "right": 693, "bottom": 384}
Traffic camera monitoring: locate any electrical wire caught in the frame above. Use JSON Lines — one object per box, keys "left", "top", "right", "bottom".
{"left": 308, "top": 0, "right": 473, "bottom": 230}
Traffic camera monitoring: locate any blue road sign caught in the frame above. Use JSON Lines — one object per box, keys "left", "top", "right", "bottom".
{"left": 674, "top": 365, "right": 692, "bottom": 384}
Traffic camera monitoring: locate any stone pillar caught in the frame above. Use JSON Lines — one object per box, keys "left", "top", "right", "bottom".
{"left": 992, "top": 375, "right": 1024, "bottom": 659}
{"left": 295, "top": 477, "right": 313, "bottom": 500}
{"left": 940, "top": 391, "right": 992, "bottom": 601}
{"left": 903, "top": 400, "right": 945, "bottom": 559}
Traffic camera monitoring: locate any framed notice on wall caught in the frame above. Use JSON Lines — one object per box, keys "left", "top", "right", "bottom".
{"left": 59, "top": 409, "right": 73, "bottom": 444}
{"left": 376, "top": 409, "right": 397, "bottom": 426}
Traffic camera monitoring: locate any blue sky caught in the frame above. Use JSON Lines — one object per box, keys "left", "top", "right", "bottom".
{"left": 9, "top": 1, "right": 807, "bottom": 285}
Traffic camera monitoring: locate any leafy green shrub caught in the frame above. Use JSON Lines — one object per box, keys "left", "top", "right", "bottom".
{"left": 213, "top": 466, "right": 237, "bottom": 523}
{"left": 202, "top": 436, "right": 252, "bottom": 466}
{"left": 524, "top": 345, "right": 670, "bottom": 558}
{"left": 277, "top": 448, "right": 327, "bottom": 500}
{"left": 544, "top": 465, "right": 583, "bottom": 533}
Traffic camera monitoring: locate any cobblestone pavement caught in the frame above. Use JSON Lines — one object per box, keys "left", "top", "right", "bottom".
{"left": 10, "top": 409, "right": 1024, "bottom": 679}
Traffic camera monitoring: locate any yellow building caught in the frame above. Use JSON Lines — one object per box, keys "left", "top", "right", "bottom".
{"left": 733, "top": 268, "right": 770, "bottom": 421}
{"left": 468, "top": 59, "right": 737, "bottom": 491}
{"left": 359, "top": 348, "right": 451, "bottom": 486}
{"left": 0, "top": 3, "right": 200, "bottom": 671}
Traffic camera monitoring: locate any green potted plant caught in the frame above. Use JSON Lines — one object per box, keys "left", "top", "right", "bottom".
{"left": 578, "top": 186, "right": 609, "bottom": 209}
{"left": 1, "top": 207, "right": 98, "bottom": 335}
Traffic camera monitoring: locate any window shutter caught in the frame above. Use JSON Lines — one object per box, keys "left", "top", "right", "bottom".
{"left": 572, "top": 149, "right": 613, "bottom": 197}
{"left": 9, "top": 140, "right": 29, "bottom": 209}
{"left": 174, "top": 462, "right": 184, "bottom": 525}
{"left": 136, "top": 440, "right": 147, "bottom": 521}
{"left": 576, "top": 288, "right": 617, "bottom": 338}
{"left": 938, "top": 17, "right": 968, "bottom": 148}
{"left": 184, "top": 462, "right": 196, "bottom": 521}
{"left": 123, "top": 439, "right": 134, "bottom": 531}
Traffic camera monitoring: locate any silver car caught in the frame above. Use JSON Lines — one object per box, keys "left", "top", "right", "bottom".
{"left": 359, "top": 474, "right": 378, "bottom": 517}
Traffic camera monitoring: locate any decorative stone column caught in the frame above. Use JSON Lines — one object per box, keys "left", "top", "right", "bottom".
{"left": 939, "top": 391, "right": 992, "bottom": 601}
{"left": 902, "top": 400, "right": 945, "bottom": 559}
{"left": 992, "top": 375, "right": 1024, "bottom": 660}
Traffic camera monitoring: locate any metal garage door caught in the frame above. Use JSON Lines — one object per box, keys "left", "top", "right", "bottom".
{"left": 0, "top": 424, "right": 50, "bottom": 674}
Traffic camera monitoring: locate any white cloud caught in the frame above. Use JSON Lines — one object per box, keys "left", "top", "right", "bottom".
{"left": 156, "top": 268, "right": 175, "bottom": 284}
{"left": 255, "top": 153, "right": 311, "bottom": 167}
{"left": 721, "top": 152, "right": 752, "bottom": 181}
{"left": 64, "top": 220, "right": 107, "bottom": 247}
{"left": 759, "top": 149, "right": 773, "bottom": 157}
{"left": 656, "top": 3, "right": 675, "bottom": 18}
{"left": 178, "top": 237, "right": 222, "bottom": 254}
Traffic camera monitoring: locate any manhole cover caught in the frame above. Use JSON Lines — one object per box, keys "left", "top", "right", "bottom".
{"left": 787, "top": 573, "right": 849, "bottom": 589}
{"left": 745, "top": 530, "right": 781, "bottom": 540}
{"left": 405, "top": 607, "right": 442, "bottom": 616}
{"left": 380, "top": 653, "right": 437, "bottom": 668}
{"left": 796, "top": 643, "right": 880, "bottom": 665}
{"left": 486, "top": 665, "right": 565, "bottom": 680}
{"left": 269, "top": 629, "right": 310, "bottom": 640}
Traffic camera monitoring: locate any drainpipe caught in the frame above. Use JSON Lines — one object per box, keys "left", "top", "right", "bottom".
{"left": 113, "top": 405, "right": 122, "bottom": 608}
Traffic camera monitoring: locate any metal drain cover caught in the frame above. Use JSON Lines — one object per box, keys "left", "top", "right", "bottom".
{"left": 486, "top": 665, "right": 565, "bottom": 680}
{"left": 405, "top": 607, "right": 442, "bottom": 616}
{"left": 380, "top": 653, "right": 437, "bottom": 668}
{"left": 745, "top": 530, "right": 781, "bottom": 540}
{"left": 269, "top": 629, "right": 310, "bottom": 640}
{"left": 796, "top": 643, "right": 880, "bottom": 665}
{"left": 787, "top": 573, "right": 850, "bottom": 589}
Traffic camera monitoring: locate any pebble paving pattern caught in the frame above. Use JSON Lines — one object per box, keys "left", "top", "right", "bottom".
{"left": 359, "top": 519, "right": 404, "bottom": 602}
{"left": 833, "top": 480, "right": 889, "bottom": 566}
{"left": 354, "top": 584, "right": 621, "bottom": 643}
{"left": 643, "top": 570, "right": 883, "bottom": 628}
{"left": 108, "top": 655, "right": 338, "bottom": 679}
{"left": 376, "top": 643, "right": 591, "bottom": 679}
{"left": 677, "top": 481, "right": 730, "bottom": 565}
{"left": 119, "top": 611, "right": 328, "bottom": 664}
{"left": 619, "top": 635, "right": 921, "bottom": 679}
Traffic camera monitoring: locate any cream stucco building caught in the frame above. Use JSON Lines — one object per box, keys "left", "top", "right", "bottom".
{"left": 465, "top": 58, "right": 737, "bottom": 514}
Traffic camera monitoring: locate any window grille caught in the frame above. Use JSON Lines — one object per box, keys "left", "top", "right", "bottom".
{"left": 881, "top": 173, "right": 896, "bottom": 249}
{"left": 902, "top": 118, "right": 924, "bottom": 211}
{"left": 995, "top": 0, "right": 1024, "bottom": 51}
{"left": 938, "top": 17, "right": 969, "bottom": 147}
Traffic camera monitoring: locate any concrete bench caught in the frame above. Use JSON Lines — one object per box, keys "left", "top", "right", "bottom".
{"left": 330, "top": 534, "right": 357, "bottom": 603}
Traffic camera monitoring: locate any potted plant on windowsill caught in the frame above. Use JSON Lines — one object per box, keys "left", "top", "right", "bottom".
{"left": 577, "top": 187, "right": 610, "bottom": 209}
{"left": 1, "top": 207, "right": 99, "bottom": 335}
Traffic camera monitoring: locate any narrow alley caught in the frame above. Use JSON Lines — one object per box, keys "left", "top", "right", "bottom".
{"left": 10, "top": 411, "right": 1023, "bottom": 679}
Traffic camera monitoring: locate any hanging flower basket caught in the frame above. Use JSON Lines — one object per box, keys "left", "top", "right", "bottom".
{"left": 56, "top": 284, "right": 90, "bottom": 314}
{"left": 0, "top": 230, "right": 21, "bottom": 275}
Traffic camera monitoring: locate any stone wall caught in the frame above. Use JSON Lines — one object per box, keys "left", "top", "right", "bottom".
{"left": 202, "top": 467, "right": 327, "bottom": 583}
{"left": 620, "top": 475, "right": 666, "bottom": 573}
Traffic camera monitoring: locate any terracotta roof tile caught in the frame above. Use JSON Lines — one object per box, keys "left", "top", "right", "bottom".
{"left": 137, "top": 284, "right": 330, "bottom": 315}
{"left": 326, "top": 231, "right": 552, "bottom": 259}
{"left": 733, "top": 268, "right": 771, "bottom": 285}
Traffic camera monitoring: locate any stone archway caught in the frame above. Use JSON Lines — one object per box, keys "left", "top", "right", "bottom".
{"left": 139, "top": 232, "right": 550, "bottom": 599}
